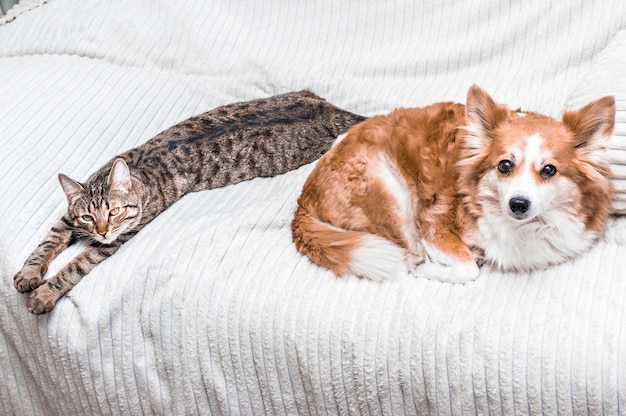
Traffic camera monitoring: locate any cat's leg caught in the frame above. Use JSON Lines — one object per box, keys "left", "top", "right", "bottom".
{"left": 27, "top": 244, "right": 120, "bottom": 314}
{"left": 413, "top": 231, "right": 480, "bottom": 284}
{"left": 14, "top": 218, "right": 75, "bottom": 292}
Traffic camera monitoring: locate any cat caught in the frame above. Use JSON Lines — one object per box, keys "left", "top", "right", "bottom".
{"left": 14, "top": 90, "right": 366, "bottom": 314}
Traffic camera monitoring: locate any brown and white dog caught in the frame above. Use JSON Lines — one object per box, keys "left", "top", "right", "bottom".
{"left": 291, "top": 85, "right": 615, "bottom": 283}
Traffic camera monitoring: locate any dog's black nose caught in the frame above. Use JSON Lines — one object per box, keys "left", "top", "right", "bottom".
{"left": 509, "top": 197, "right": 530, "bottom": 214}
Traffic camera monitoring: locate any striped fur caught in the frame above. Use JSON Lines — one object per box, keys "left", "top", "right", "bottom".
{"left": 14, "top": 90, "right": 365, "bottom": 314}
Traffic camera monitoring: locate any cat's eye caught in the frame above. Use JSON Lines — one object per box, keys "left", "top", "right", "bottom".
{"left": 109, "top": 207, "right": 120, "bottom": 216}
{"left": 497, "top": 160, "right": 514, "bottom": 175}
{"left": 540, "top": 164, "right": 557, "bottom": 178}
{"left": 80, "top": 214, "right": 95, "bottom": 223}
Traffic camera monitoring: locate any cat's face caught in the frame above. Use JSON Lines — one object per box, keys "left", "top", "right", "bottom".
{"left": 59, "top": 159, "right": 142, "bottom": 244}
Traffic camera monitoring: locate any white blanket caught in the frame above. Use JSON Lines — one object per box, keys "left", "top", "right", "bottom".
{"left": 1, "top": 1, "right": 625, "bottom": 414}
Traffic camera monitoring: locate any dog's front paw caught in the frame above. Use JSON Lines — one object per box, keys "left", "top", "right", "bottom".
{"left": 27, "top": 283, "right": 60, "bottom": 314}
{"left": 14, "top": 265, "right": 45, "bottom": 292}
{"left": 414, "top": 261, "right": 480, "bottom": 284}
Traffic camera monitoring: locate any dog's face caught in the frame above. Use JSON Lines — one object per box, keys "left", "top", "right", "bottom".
{"left": 458, "top": 85, "right": 615, "bottom": 233}
{"left": 477, "top": 119, "right": 581, "bottom": 223}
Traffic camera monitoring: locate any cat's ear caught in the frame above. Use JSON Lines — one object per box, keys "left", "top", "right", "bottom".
{"left": 465, "top": 85, "right": 510, "bottom": 141}
{"left": 58, "top": 173, "right": 85, "bottom": 203}
{"left": 107, "top": 158, "right": 133, "bottom": 193}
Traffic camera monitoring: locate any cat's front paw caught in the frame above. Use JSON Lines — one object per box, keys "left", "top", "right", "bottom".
{"left": 14, "top": 265, "right": 45, "bottom": 292}
{"left": 27, "top": 283, "right": 60, "bottom": 314}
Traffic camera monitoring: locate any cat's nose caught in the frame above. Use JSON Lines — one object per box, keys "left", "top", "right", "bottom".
{"left": 96, "top": 223, "right": 108, "bottom": 236}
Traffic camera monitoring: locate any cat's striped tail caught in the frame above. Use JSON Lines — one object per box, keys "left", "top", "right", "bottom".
{"left": 291, "top": 206, "right": 407, "bottom": 281}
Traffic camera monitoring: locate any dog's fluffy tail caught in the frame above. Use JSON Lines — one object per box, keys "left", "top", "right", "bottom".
{"left": 291, "top": 206, "right": 407, "bottom": 281}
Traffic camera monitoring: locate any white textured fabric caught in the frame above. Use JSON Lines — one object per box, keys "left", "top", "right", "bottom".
{"left": 1, "top": 1, "right": 625, "bottom": 415}
{"left": 0, "top": 0, "right": 46, "bottom": 25}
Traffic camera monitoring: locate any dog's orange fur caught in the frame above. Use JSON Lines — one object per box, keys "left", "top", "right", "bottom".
{"left": 292, "top": 85, "right": 615, "bottom": 280}
{"left": 292, "top": 101, "right": 474, "bottom": 276}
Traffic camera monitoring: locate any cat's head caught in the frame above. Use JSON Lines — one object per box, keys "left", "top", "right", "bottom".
{"left": 58, "top": 159, "right": 142, "bottom": 244}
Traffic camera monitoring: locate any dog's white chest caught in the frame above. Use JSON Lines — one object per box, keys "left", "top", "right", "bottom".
{"left": 474, "top": 212, "right": 598, "bottom": 272}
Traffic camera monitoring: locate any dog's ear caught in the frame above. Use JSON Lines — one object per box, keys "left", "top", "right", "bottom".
{"left": 465, "top": 85, "right": 510, "bottom": 140}
{"left": 562, "top": 96, "right": 615, "bottom": 153}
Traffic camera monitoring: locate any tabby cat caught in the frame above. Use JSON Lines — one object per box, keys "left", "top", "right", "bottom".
{"left": 14, "top": 90, "right": 365, "bottom": 314}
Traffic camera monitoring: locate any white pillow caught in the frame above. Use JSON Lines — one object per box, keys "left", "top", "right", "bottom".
{"left": 565, "top": 30, "right": 626, "bottom": 214}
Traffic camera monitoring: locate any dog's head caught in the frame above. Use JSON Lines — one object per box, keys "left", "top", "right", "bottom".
{"left": 458, "top": 85, "right": 615, "bottom": 233}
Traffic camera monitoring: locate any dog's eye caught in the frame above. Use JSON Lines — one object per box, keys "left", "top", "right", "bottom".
{"left": 497, "top": 160, "right": 514, "bottom": 175}
{"left": 540, "top": 164, "right": 557, "bottom": 178}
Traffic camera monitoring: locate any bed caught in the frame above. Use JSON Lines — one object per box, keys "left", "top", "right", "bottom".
{"left": 1, "top": 0, "right": 625, "bottom": 414}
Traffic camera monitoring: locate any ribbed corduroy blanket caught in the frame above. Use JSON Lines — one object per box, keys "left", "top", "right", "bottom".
{"left": 1, "top": 1, "right": 625, "bottom": 414}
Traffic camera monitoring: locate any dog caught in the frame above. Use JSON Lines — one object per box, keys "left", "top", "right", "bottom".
{"left": 291, "top": 85, "right": 615, "bottom": 283}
